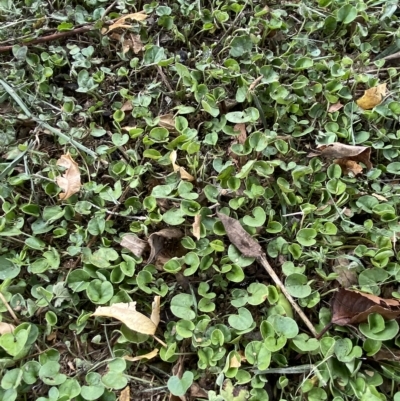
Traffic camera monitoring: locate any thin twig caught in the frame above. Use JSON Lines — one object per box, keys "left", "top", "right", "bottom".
{"left": 257, "top": 255, "right": 318, "bottom": 338}
{"left": 0, "top": 25, "right": 93, "bottom": 52}
{"left": 0, "top": 292, "right": 20, "bottom": 324}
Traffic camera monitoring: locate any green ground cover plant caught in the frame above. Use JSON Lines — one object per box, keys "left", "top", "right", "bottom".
{"left": 2, "top": 0, "right": 400, "bottom": 400}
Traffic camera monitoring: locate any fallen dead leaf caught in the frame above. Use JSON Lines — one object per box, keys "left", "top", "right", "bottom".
{"left": 124, "top": 348, "right": 159, "bottom": 362}
{"left": 311, "top": 142, "right": 372, "bottom": 171}
{"left": 121, "top": 234, "right": 149, "bottom": 258}
{"left": 150, "top": 296, "right": 160, "bottom": 328}
{"left": 158, "top": 114, "right": 176, "bottom": 132}
{"left": 229, "top": 353, "right": 241, "bottom": 368}
{"left": 56, "top": 153, "right": 81, "bottom": 200}
{"left": 46, "top": 331, "right": 57, "bottom": 342}
{"left": 356, "top": 83, "right": 387, "bottom": 110}
{"left": 331, "top": 256, "right": 358, "bottom": 288}
{"left": 148, "top": 228, "right": 183, "bottom": 264}
{"left": 92, "top": 296, "right": 161, "bottom": 335}
{"left": 103, "top": 12, "right": 148, "bottom": 34}
{"left": 120, "top": 100, "right": 133, "bottom": 112}
{"left": 372, "top": 193, "right": 388, "bottom": 202}
{"left": 217, "top": 212, "right": 263, "bottom": 258}
{"left": 0, "top": 322, "right": 15, "bottom": 334}
{"left": 228, "top": 123, "right": 248, "bottom": 167}
{"left": 234, "top": 123, "right": 247, "bottom": 144}
{"left": 328, "top": 102, "right": 344, "bottom": 112}
{"left": 120, "top": 386, "right": 130, "bottom": 401}
{"left": 190, "top": 383, "right": 208, "bottom": 399}
{"left": 331, "top": 288, "right": 400, "bottom": 326}
{"left": 170, "top": 150, "right": 195, "bottom": 182}
{"left": 192, "top": 215, "right": 201, "bottom": 240}
{"left": 334, "top": 159, "right": 363, "bottom": 176}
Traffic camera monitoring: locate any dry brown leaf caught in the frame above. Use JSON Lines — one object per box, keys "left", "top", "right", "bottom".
{"left": 334, "top": 159, "right": 363, "bottom": 176}
{"left": 331, "top": 256, "right": 358, "bottom": 288}
{"left": 56, "top": 153, "right": 81, "bottom": 200}
{"left": 331, "top": 288, "right": 400, "bottom": 326}
{"left": 124, "top": 348, "right": 159, "bottom": 362}
{"left": 159, "top": 114, "right": 176, "bottom": 132}
{"left": 229, "top": 354, "right": 241, "bottom": 368}
{"left": 192, "top": 215, "right": 201, "bottom": 240}
{"left": 313, "top": 142, "right": 372, "bottom": 171}
{"left": 104, "top": 12, "right": 148, "bottom": 33}
{"left": 92, "top": 296, "right": 160, "bottom": 335}
{"left": 217, "top": 212, "right": 262, "bottom": 258}
{"left": 328, "top": 102, "right": 344, "bottom": 112}
{"left": 120, "top": 100, "right": 133, "bottom": 112}
{"left": 122, "top": 34, "right": 144, "bottom": 54}
{"left": 0, "top": 322, "right": 15, "bottom": 335}
{"left": 120, "top": 386, "right": 130, "bottom": 401}
{"left": 148, "top": 228, "right": 183, "bottom": 264}
{"left": 234, "top": 123, "right": 247, "bottom": 144}
{"left": 190, "top": 383, "right": 208, "bottom": 398}
{"left": 356, "top": 83, "right": 387, "bottom": 110}
{"left": 169, "top": 150, "right": 195, "bottom": 182}
{"left": 121, "top": 126, "right": 137, "bottom": 132}
{"left": 151, "top": 296, "right": 160, "bottom": 327}
{"left": 372, "top": 193, "right": 388, "bottom": 201}
{"left": 121, "top": 234, "right": 149, "bottom": 258}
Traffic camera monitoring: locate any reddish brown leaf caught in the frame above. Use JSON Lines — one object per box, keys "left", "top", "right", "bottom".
{"left": 216, "top": 212, "right": 262, "bottom": 258}
{"left": 331, "top": 289, "right": 400, "bottom": 326}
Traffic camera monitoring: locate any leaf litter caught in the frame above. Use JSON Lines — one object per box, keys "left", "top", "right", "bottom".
{"left": 56, "top": 152, "right": 81, "bottom": 200}
{"left": 331, "top": 289, "right": 400, "bottom": 326}
{"left": 356, "top": 83, "right": 387, "bottom": 110}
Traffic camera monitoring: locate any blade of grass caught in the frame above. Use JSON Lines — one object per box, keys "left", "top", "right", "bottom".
{"left": 0, "top": 79, "right": 97, "bottom": 158}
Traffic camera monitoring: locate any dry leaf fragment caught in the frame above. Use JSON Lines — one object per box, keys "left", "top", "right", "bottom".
{"left": 158, "top": 114, "right": 176, "bottom": 132}
{"left": 169, "top": 150, "right": 195, "bottom": 182}
{"left": 148, "top": 228, "right": 183, "bottom": 264}
{"left": 312, "top": 142, "right": 372, "bottom": 171}
{"left": 233, "top": 123, "right": 247, "bottom": 144}
{"left": 334, "top": 159, "right": 363, "bottom": 176}
{"left": 120, "top": 100, "right": 133, "bottom": 112}
{"left": 131, "top": 34, "right": 144, "bottom": 53}
{"left": 56, "top": 153, "right": 81, "bottom": 200}
{"left": 103, "top": 12, "right": 148, "bottom": 33}
{"left": 372, "top": 193, "right": 388, "bottom": 201}
{"left": 190, "top": 383, "right": 208, "bottom": 399}
{"left": 92, "top": 296, "right": 160, "bottom": 335}
{"left": 124, "top": 349, "right": 159, "bottom": 362}
{"left": 229, "top": 354, "right": 241, "bottom": 368}
{"left": 150, "top": 296, "right": 160, "bottom": 328}
{"left": 121, "top": 234, "right": 149, "bottom": 258}
{"left": 331, "top": 288, "right": 400, "bottom": 326}
{"left": 120, "top": 386, "right": 130, "bottom": 401}
{"left": 356, "top": 83, "right": 387, "bottom": 110}
{"left": 216, "top": 212, "right": 263, "bottom": 258}
{"left": 192, "top": 215, "right": 201, "bottom": 240}
{"left": 0, "top": 322, "right": 15, "bottom": 335}
{"left": 328, "top": 102, "right": 344, "bottom": 112}
{"left": 332, "top": 256, "right": 358, "bottom": 288}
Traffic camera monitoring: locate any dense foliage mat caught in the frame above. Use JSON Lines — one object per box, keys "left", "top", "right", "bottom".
{"left": 2, "top": 0, "right": 400, "bottom": 400}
